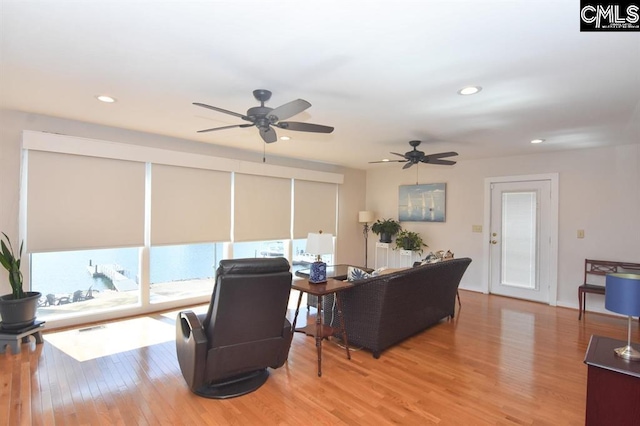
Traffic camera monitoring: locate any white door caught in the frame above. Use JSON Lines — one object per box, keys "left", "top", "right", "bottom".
{"left": 489, "top": 180, "right": 552, "bottom": 303}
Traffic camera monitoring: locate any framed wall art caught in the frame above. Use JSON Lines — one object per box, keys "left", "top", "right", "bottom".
{"left": 398, "top": 183, "right": 446, "bottom": 222}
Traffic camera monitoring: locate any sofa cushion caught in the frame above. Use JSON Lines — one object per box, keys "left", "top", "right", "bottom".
{"left": 347, "top": 266, "right": 374, "bottom": 281}
{"left": 347, "top": 266, "right": 409, "bottom": 281}
{"left": 417, "top": 250, "right": 455, "bottom": 265}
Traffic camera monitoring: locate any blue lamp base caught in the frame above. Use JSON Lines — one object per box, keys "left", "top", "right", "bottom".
{"left": 309, "top": 261, "right": 327, "bottom": 284}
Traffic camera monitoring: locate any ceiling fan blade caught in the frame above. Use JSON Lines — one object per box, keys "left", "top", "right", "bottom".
{"left": 193, "top": 102, "right": 249, "bottom": 120}
{"left": 425, "top": 151, "right": 459, "bottom": 160}
{"left": 369, "top": 160, "right": 408, "bottom": 164}
{"left": 267, "top": 99, "right": 311, "bottom": 121}
{"left": 260, "top": 127, "right": 277, "bottom": 143}
{"left": 277, "top": 121, "right": 334, "bottom": 133}
{"left": 402, "top": 162, "right": 415, "bottom": 169}
{"left": 197, "top": 123, "right": 253, "bottom": 133}
{"left": 390, "top": 152, "right": 407, "bottom": 158}
{"left": 422, "top": 158, "right": 457, "bottom": 166}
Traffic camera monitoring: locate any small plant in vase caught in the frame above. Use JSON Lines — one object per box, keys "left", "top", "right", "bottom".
{"left": 371, "top": 218, "right": 401, "bottom": 243}
{"left": 395, "top": 230, "right": 427, "bottom": 255}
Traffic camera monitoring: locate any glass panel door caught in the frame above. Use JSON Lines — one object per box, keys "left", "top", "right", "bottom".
{"left": 501, "top": 191, "right": 537, "bottom": 289}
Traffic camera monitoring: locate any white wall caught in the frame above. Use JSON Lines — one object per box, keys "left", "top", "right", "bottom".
{"left": 3, "top": 107, "right": 638, "bottom": 316}
{"left": 366, "top": 144, "right": 640, "bottom": 313}
{"left": 0, "top": 109, "right": 367, "bottom": 297}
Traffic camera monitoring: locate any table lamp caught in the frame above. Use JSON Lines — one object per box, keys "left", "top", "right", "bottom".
{"left": 306, "top": 232, "right": 333, "bottom": 283}
{"left": 358, "top": 211, "right": 375, "bottom": 268}
{"left": 605, "top": 273, "right": 640, "bottom": 361}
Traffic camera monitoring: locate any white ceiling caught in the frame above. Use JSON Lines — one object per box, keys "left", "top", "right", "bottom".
{"left": 2, "top": 1, "right": 639, "bottom": 170}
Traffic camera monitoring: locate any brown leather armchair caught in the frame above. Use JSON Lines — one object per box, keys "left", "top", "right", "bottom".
{"left": 176, "top": 257, "right": 293, "bottom": 398}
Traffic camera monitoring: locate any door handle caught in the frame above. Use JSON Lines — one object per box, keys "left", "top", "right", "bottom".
{"left": 491, "top": 240, "right": 498, "bottom": 244}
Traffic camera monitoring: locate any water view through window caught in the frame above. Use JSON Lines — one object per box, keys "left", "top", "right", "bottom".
{"left": 32, "top": 243, "right": 223, "bottom": 319}
{"left": 32, "top": 247, "right": 141, "bottom": 320}
{"left": 32, "top": 239, "right": 332, "bottom": 320}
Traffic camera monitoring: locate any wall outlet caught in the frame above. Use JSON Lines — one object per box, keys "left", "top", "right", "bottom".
{"left": 577, "top": 229, "right": 585, "bottom": 239}
{"left": 472, "top": 225, "right": 483, "bottom": 233}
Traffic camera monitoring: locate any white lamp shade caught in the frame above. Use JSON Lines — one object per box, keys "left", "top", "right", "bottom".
{"left": 306, "top": 233, "right": 334, "bottom": 255}
{"left": 359, "top": 211, "right": 375, "bottom": 223}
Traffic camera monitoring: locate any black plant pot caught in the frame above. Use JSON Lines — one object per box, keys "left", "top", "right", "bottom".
{"left": 379, "top": 232, "right": 392, "bottom": 243}
{"left": 0, "top": 291, "right": 41, "bottom": 330}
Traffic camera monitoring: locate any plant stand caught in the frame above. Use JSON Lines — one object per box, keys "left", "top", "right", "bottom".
{"left": 375, "top": 242, "right": 390, "bottom": 269}
{"left": 0, "top": 321, "right": 45, "bottom": 354}
{"left": 398, "top": 250, "right": 416, "bottom": 268}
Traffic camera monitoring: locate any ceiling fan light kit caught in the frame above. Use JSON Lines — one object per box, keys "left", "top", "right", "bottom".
{"left": 194, "top": 89, "right": 334, "bottom": 143}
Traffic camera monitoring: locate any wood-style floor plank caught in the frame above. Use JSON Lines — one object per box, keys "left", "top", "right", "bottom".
{"left": 1, "top": 290, "right": 638, "bottom": 425}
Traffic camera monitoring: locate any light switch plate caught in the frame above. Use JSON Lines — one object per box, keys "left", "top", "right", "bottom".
{"left": 577, "top": 229, "right": 585, "bottom": 239}
{"left": 472, "top": 225, "right": 483, "bottom": 233}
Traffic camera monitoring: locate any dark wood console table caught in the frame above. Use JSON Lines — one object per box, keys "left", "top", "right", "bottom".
{"left": 291, "top": 277, "right": 353, "bottom": 377}
{"left": 296, "top": 264, "right": 372, "bottom": 309}
{"left": 584, "top": 335, "right": 640, "bottom": 425}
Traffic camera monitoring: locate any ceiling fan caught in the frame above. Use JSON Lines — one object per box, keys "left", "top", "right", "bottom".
{"left": 370, "top": 140, "right": 458, "bottom": 169}
{"left": 193, "top": 89, "right": 334, "bottom": 143}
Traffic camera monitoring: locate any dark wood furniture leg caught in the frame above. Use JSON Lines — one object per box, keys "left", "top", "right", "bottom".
{"left": 316, "top": 295, "right": 323, "bottom": 377}
{"left": 291, "top": 292, "right": 303, "bottom": 336}
{"left": 579, "top": 287, "right": 584, "bottom": 320}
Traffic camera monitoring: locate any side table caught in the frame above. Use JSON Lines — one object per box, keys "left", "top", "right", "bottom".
{"left": 584, "top": 335, "right": 640, "bottom": 425}
{"left": 295, "top": 264, "right": 372, "bottom": 310}
{"left": 0, "top": 321, "right": 45, "bottom": 354}
{"left": 291, "top": 277, "right": 353, "bottom": 377}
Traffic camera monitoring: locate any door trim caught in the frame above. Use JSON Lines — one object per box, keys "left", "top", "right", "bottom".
{"left": 482, "top": 173, "right": 559, "bottom": 306}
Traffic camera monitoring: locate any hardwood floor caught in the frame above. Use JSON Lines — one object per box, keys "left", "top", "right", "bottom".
{"left": 2, "top": 290, "right": 637, "bottom": 425}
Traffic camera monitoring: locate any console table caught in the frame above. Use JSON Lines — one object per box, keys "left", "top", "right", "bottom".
{"left": 584, "top": 335, "right": 640, "bottom": 425}
{"left": 291, "top": 277, "right": 353, "bottom": 377}
{"left": 296, "top": 264, "right": 372, "bottom": 310}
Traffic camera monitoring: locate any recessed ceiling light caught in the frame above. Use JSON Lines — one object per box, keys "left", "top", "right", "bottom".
{"left": 280, "top": 136, "right": 291, "bottom": 141}
{"left": 96, "top": 95, "right": 116, "bottom": 103}
{"left": 457, "top": 86, "right": 482, "bottom": 95}
{"left": 530, "top": 138, "right": 545, "bottom": 144}
{"left": 382, "top": 159, "right": 390, "bottom": 162}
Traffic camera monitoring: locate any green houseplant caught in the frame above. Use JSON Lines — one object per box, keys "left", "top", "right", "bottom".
{"left": 371, "top": 218, "right": 401, "bottom": 243}
{"left": 0, "top": 232, "right": 41, "bottom": 330}
{"left": 394, "top": 230, "right": 427, "bottom": 254}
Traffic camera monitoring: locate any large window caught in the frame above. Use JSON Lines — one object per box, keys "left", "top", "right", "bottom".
{"left": 149, "top": 243, "right": 223, "bottom": 303}
{"left": 291, "top": 237, "right": 334, "bottom": 274}
{"left": 233, "top": 240, "right": 285, "bottom": 259}
{"left": 22, "top": 131, "right": 343, "bottom": 326}
{"left": 32, "top": 247, "right": 141, "bottom": 320}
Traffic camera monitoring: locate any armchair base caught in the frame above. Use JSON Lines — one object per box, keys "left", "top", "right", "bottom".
{"left": 194, "top": 369, "right": 269, "bottom": 399}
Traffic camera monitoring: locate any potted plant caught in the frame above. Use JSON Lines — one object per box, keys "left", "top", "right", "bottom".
{"left": 394, "top": 230, "right": 427, "bottom": 254}
{"left": 0, "top": 232, "right": 41, "bottom": 330}
{"left": 371, "top": 218, "right": 401, "bottom": 243}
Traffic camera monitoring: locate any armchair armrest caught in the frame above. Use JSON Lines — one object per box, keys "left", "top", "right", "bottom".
{"left": 176, "top": 311, "right": 208, "bottom": 391}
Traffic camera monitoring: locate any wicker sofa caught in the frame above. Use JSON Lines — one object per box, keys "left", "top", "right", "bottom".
{"left": 324, "top": 257, "right": 472, "bottom": 358}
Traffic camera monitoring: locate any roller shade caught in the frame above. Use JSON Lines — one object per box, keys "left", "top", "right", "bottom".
{"left": 26, "top": 150, "right": 145, "bottom": 252}
{"left": 151, "top": 164, "right": 231, "bottom": 245}
{"left": 293, "top": 180, "right": 337, "bottom": 238}
{"left": 234, "top": 174, "right": 291, "bottom": 242}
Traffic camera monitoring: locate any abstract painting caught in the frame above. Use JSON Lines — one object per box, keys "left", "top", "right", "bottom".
{"left": 398, "top": 183, "right": 446, "bottom": 222}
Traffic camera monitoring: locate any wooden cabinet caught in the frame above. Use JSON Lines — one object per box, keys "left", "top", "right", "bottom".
{"left": 584, "top": 335, "right": 640, "bottom": 425}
